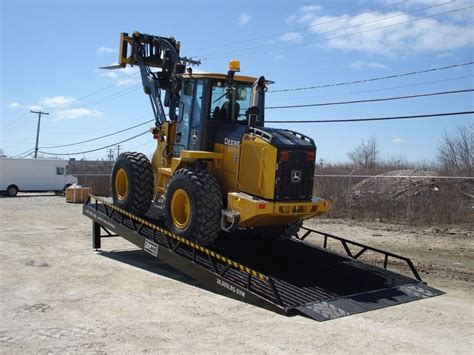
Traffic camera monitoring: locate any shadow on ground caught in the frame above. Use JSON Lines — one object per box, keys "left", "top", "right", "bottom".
{"left": 97, "top": 249, "right": 200, "bottom": 288}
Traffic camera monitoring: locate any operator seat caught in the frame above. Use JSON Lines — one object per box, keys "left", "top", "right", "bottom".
{"left": 222, "top": 101, "right": 240, "bottom": 122}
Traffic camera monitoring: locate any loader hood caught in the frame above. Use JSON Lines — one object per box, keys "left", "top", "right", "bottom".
{"left": 255, "top": 127, "right": 315, "bottom": 149}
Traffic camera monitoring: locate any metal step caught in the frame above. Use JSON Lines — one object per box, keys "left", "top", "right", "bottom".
{"left": 83, "top": 196, "right": 444, "bottom": 321}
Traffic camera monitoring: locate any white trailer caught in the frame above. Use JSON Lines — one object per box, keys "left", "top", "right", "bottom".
{"left": 0, "top": 158, "right": 78, "bottom": 197}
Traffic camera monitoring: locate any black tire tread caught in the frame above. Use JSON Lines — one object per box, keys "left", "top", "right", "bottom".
{"left": 6, "top": 185, "right": 18, "bottom": 197}
{"left": 112, "top": 152, "right": 154, "bottom": 216}
{"left": 164, "top": 168, "right": 222, "bottom": 246}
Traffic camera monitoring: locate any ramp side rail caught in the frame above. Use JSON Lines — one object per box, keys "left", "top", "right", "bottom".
{"left": 297, "top": 227, "right": 422, "bottom": 281}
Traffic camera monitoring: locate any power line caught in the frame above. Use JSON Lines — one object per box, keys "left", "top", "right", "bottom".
{"left": 79, "top": 86, "right": 141, "bottom": 107}
{"left": 21, "top": 151, "right": 35, "bottom": 158}
{"left": 202, "top": 1, "right": 456, "bottom": 59}
{"left": 266, "top": 75, "right": 474, "bottom": 102}
{"left": 266, "top": 111, "right": 473, "bottom": 124}
{"left": 38, "top": 131, "right": 149, "bottom": 156}
{"left": 204, "top": 5, "right": 473, "bottom": 61}
{"left": 10, "top": 148, "right": 35, "bottom": 158}
{"left": 3, "top": 118, "right": 36, "bottom": 132}
{"left": 266, "top": 88, "right": 474, "bottom": 110}
{"left": 270, "top": 61, "right": 474, "bottom": 93}
{"left": 2, "top": 112, "right": 31, "bottom": 130}
{"left": 187, "top": 0, "right": 409, "bottom": 52}
{"left": 40, "top": 118, "right": 154, "bottom": 149}
{"left": 75, "top": 71, "right": 139, "bottom": 102}
{"left": 128, "top": 140, "right": 155, "bottom": 150}
{"left": 68, "top": 84, "right": 141, "bottom": 109}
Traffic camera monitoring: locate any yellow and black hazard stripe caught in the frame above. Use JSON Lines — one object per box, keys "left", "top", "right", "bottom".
{"left": 91, "top": 195, "right": 269, "bottom": 282}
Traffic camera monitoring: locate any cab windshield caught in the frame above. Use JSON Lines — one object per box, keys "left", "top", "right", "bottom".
{"left": 210, "top": 82, "right": 252, "bottom": 125}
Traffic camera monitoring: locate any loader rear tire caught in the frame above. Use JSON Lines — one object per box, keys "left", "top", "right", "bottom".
{"left": 111, "top": 152, "right": 154, "bottom": 216}
{"left": 256, "top": 220, "right": 303, "bottom": 241}
{"left": 164, "top": 168, "right": 222, "bottom": 246}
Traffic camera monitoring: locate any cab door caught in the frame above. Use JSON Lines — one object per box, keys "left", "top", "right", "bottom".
{"left": 175, "top": 80, "right": 205, "bottom": 153}
{"left": 175, "top": 81, "right": 193, "bottom": 154}
{"left": 188, "top": 81, "right": 204, "bottom": 151}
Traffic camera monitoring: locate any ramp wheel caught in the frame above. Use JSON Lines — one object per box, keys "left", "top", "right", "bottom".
{"left": 111, "top": 152, "right": 154, "bottom": 216}
{"left": 256, "top": 220, "right": 303, "bottom": 241}
{"left": 164, "top": 168, "right": 222, "bottom": 246}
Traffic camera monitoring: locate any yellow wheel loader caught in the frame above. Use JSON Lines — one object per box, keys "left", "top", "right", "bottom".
{"left": 105, "top": 31, "right": 329, "bottom": 246}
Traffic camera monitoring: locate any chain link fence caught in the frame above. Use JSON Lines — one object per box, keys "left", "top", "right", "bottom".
{"left": 313, "top": 170, "right": 474, "bottom": 225}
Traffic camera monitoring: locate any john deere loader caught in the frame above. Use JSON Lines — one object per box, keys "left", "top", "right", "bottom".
{"left": 104, "top": 31, "right": 329, "bottom": 246}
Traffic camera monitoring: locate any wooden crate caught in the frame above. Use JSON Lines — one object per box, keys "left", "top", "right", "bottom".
{"left": 66, "top": 187, "right": 91, "bottom": 203}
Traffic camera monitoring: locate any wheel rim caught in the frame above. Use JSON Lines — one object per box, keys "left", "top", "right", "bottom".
{"left": 115, "top": 168, "right": 129, "bottom": 201}
{"left": 7, "top": 187, "right": 16, "bottom": 196}
{"left": 170, "top": 188, "right": 191, "bottom": 230}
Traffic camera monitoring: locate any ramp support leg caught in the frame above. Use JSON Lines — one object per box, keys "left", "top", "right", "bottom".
{"left": 93, "top": 221, "right": 101, "bottom": 250}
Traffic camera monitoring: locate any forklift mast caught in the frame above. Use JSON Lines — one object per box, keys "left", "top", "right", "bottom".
{"left": 101, "top": 31, "right": 200, "bottom": 126}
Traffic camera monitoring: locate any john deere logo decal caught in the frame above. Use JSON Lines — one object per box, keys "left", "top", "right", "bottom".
{"left": 291, "top": 170, "right": 302, "bottom": 183}
{"left": 191, "top": 130, "right": 199, "bottom": 142}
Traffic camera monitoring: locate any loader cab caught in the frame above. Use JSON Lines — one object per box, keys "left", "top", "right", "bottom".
{"left": 175, "top": 74, "right": 263, "bottom": 153}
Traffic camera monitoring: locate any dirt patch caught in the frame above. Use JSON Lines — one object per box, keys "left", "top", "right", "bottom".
{"left": 1, "top": 194, "right": 473, "bottom": 353}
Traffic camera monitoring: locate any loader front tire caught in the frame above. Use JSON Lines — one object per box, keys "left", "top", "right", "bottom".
{"left": 111, "top": 152, "right": 154, "bottom": 216}
{"left": 164, "top": 168, "right": 222, "bottom": 246}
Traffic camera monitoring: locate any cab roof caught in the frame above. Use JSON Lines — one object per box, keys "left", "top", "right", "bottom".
{"left": 180, "top": 73, "right": 257, "bottom": 84}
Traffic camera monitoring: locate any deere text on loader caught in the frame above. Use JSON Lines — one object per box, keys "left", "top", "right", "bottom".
{"left": 104, "top": 31, "right": 329, "bottom": 246}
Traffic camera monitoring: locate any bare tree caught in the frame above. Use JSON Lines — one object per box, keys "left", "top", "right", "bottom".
{"left": 347, "top": 137, "right": 379, "bottom": 172}
{"left": 438, "top": 123, "right": 473, "bottom": 175}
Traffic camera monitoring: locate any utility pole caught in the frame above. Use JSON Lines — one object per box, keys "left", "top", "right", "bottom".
{"left": 30, "top": 110, "right": 49, "bottom": 159}
{"left": 107, "top": 148, "right": 115, "bottom": 161}
{"left": 116, "top": 145, "right": 121, "bottom": 157}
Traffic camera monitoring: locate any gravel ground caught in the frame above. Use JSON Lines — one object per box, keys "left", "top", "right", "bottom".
{"left": 1, "top": 194, "right": 473, "bottom": 353}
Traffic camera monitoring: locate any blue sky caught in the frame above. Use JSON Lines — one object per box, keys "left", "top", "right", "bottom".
{"left": 1, "top": 0, "right": 473, "bottom": 163}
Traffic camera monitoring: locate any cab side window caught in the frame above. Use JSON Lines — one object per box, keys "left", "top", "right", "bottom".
{"left": 56, "top": 167, "right": 65, "bottom": 175}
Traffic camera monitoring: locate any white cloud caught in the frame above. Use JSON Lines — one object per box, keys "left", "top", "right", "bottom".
{"left": 8, "top": 102, "right": 20, "bottom": 108}
{"left": 286, "top": 4, "right": 321, "bottom": 24}
{"left": 351, "top": 60, "right": 387, "bottom": 70}
{"left": 304, "top": 9, "right": 474, "bottom": 55}
{"left": 55, "top": 108, "right": 102, "bottom": 120}
{"left": 392, "top": 138, "right": 405, "bottom": 144}
{"left": 284, "top": 2, "right": 474, "bottom": 55}
{"left": 238, "top": 13, "right": 253, "bottom": 25}
{"left": 401, "top": 0, "right": 472, "bottom": 21}
{"left": 101, "top": 64, "right": 140, "bottom": 86}
{"left": 280, "top": 32, "right": 303, "bottom": 43}
{"left": 39, "top": 96, "right": 76, "bottom": 108}
{"left": 98, "top": 46, "right": 117, "bottom": 54}
{"left": 117, "top": 78, "right": 140, "bottom": 86}
{"left": 27, "top": 105, "right": 43, "bottom": 110}
{"left": 301, "top": 5, "right": 322, "bottom": 13}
